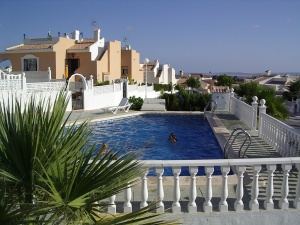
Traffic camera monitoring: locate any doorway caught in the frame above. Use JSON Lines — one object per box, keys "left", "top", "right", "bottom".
{"left": 66, "top": 59, "right": 80, "bottom": 78}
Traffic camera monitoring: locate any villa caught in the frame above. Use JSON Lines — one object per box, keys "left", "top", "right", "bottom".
{"left": 0, "top": 28, "right": 145, "bottom": 83}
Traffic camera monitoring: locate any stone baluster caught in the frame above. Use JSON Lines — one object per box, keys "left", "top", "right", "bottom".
{"left": 204, "top": 167, "right": 214, "bottom": 213}
{"left": 234, "top": 166, "right": 246, "bottom": 211}
{"left": 140, "top": 169, "right": 149, "bottom": 208}
{"left": 156, "top": 167, "right": 164, "bottom": 213}
{"left": 251, "top": 96, "right": 258, "bottom": 130}
{"left": 294, "top": 164, "right": 300, "bottom": 208}
{"left": 250, "top": 165, "right": 261, "bottom": 211}
{"left": 172, "top": 167, "right": 181, "bottom": 213}
{"left": 258, "top": 99, "right": 266, "bottom": 137}
{"left": 188, "top": 167, "right": 198, "bottom": 213}
{"left": 124, "top": 185, "right": 132, "bottom": 213}
{"left": 219, "top": 166, "right": 230, "bottom": 212}
{"left": 279, "top": 164, "right": 292, "bottom": 209}
{"left": 264, "top": 165, "right": 276, "bottom": 210}
{"left": 107, "top": 195, "right": 116, "bottom": 214}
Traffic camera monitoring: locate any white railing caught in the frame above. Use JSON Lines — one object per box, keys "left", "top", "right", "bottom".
{"left": 0, "top": 72, "right": 25, "bottom": 91}
{"left": 26, "top": 81, "right": 66, "bottom": 92}
{"left": 230, "top": 96, "right": 257, "bottom": 130}
{"left": 259, "top": 113, "right": 300, "bottom": 157}
{"left": 108, "top": 158, "right": 300, "bottom": 214}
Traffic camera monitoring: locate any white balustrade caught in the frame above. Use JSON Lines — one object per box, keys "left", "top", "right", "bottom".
{"left": 188, "top": 167, "right": 198, "bottom": 213}
{"left": 108, "top": 195, "right": 116, "bottom": 214}
{"left": 264, "top": 164, "right": 276, "bottom": 210}
{"left": 103, "top": 158, "right": 300, "bottom": 214}
{"left": 294, "top": 164, "right": 300, "bottom": 208}
{"left": 124, "top": 185, "right": 132, "bottom": 213}
{"left": 140, "top": 170, "right": 149, "bottom": 208}
{"left": 219, "top": 166, "right": 230, "bottom": 212}
{"left": 204, "top": 167, "right": 214, "bottom": 213}
{"left": 156, "top": 167, "right": 165, "bottom": 213}
{"left": 259, "top": 112, "right": 300, "bottom": 157}
{"left": 172, "top": 167, "right": 181, "bottom": 213}
{"left": 250, "top": 165, "right": 261, "bottom": 211}
{"left": 234, "top": 166, "right": 246, "bottom": 211}
{"left": 279, "top": 164, "right": 292, "bottom": 209}
{"left": 230, "top": 96, "right": 257, "bottom": 130}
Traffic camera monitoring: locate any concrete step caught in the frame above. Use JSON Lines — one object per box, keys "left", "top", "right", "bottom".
{"left": 141, "top": 98, "right": 166, "bottom": 111}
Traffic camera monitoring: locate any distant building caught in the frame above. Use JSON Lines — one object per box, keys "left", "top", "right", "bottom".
{"left": 142, "top": 60, "right": 177, "bottom": 84}
{"left": 246, "top": 74, "right": 300, "bottom": 93}
{"left": 0, "top": 28, "right": 144, "bottom": 83}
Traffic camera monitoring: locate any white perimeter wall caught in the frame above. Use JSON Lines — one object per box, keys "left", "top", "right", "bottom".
{"left": 0, "top": 91, "right": 72, "bottom": 112}
{"left": 83, "top": 84, "right": 160, "bottom": 111}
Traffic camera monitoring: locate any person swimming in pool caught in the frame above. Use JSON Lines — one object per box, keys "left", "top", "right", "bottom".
{"left": 169, "top": 133, "right": 177, "bottom": 143}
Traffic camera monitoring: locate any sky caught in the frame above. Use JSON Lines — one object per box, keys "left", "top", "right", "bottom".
{"left": 0, "top": 0, "right": 299, "bottom": 73}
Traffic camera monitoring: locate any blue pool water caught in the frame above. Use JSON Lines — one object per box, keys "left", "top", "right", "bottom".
{"left": 89, "top": 114, "right": 223, "bottom": 175}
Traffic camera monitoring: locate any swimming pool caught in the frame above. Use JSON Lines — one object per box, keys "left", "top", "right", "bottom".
{"left": 89, "top": 114, "right": 223, "bottom": 175}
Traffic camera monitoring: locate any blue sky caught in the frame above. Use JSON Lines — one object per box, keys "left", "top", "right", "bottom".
{"left": 0, "top": 0, "right": 299, "bottom": 73}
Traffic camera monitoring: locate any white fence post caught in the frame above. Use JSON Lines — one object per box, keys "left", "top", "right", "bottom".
{"left": 229, "top": 88, "right": 234, "bottom": 113}
{"left": 48, "top": 67, "right": 52, "bottom": 81}
{"left": 258, "top": 99, "right": 267, "bottom": 136}
{"left": 89, "top": 75, "right": 94, "bottom": 91}
{"left": 22, "top": 72, "right": 27, "bottom": 91}
{"left": 251, "top": 96, "right": 258, "bottom": 130}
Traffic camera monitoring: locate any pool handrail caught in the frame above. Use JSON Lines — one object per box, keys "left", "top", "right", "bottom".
{"left": 223, "top": 127, "right": 252, "bottom": 158}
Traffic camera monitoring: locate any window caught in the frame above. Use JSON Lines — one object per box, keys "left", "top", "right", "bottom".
{"left": 23, "top": 58, "right": 37, "bottom": 71}
{"left": 21, "top": 54, "right": 39, "bottom": 71}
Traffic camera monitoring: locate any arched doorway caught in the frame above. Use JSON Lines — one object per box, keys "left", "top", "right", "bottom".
{"left": 67, "top": 73, "right": 87, "bottom": 110}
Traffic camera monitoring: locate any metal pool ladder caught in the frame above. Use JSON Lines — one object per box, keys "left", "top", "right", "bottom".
{"left": 223, "top": 128, "right": 252, "bottom": 158}
{"left": 204, "top": 100, "right": 217, "bottom": 118}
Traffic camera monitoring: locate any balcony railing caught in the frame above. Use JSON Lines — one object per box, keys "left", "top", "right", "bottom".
{"left": 107, "top": 158, "right": 300, "bottom": 214}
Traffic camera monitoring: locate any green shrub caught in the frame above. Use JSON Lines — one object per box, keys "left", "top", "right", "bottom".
{"left": 128, "top": 96, "right": 144, "bottom": 110}
{"left": 235, "top": 82, "right": 288, "bottom": 120}
{"left": 161, "top": 90, "right": 211, "bottom": 111}
{"left": 154, "top": 83, "right": 172, "bottom": 92}
{"left": 95, "top": 80, "right": 109, "bottom": 86}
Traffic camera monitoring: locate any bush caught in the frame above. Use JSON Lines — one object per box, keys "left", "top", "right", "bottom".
{"left": 95, "top": 80, "right": 109, "bottom": 86}
{"left": 153, "top": 83, "right": 172, "bottom": 92}
{"left": 235, "top": 82, "right": 288, "bottom": 120}
{"left": 161, "top": 89, "right": 211, "bottom": 111}
{"left": 128, "top": 96, "right": 144, "bottom": 110}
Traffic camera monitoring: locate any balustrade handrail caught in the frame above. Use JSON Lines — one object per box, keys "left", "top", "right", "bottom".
{"left": 140, "top": 157, "right": 300, "bottom": 167}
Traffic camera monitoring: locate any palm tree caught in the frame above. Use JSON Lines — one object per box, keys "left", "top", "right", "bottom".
{"left": 0, "top": 93, "right": 178, "bottom": 225}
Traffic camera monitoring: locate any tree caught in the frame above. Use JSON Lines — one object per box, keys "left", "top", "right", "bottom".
{"left": 0, "top": 93, "right": 178, "bottom": 225}
{"left": 186, "top": 77, "right": 200, "bottom": 89}
{"left": 288, "top": 80, "right": 300, "bottom": 100}
{"left": 235, "top": 82, "right": 288, "bottom": 120}
{"left": 216, "top": 74, "right": 234, "bottom": 88}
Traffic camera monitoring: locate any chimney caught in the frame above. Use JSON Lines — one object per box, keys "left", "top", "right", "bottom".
{"left": 72, "top": 30, "right": 80, "bottom": 41}
{"left": 94, "top": 28, "right": 101, "bottom": 41}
